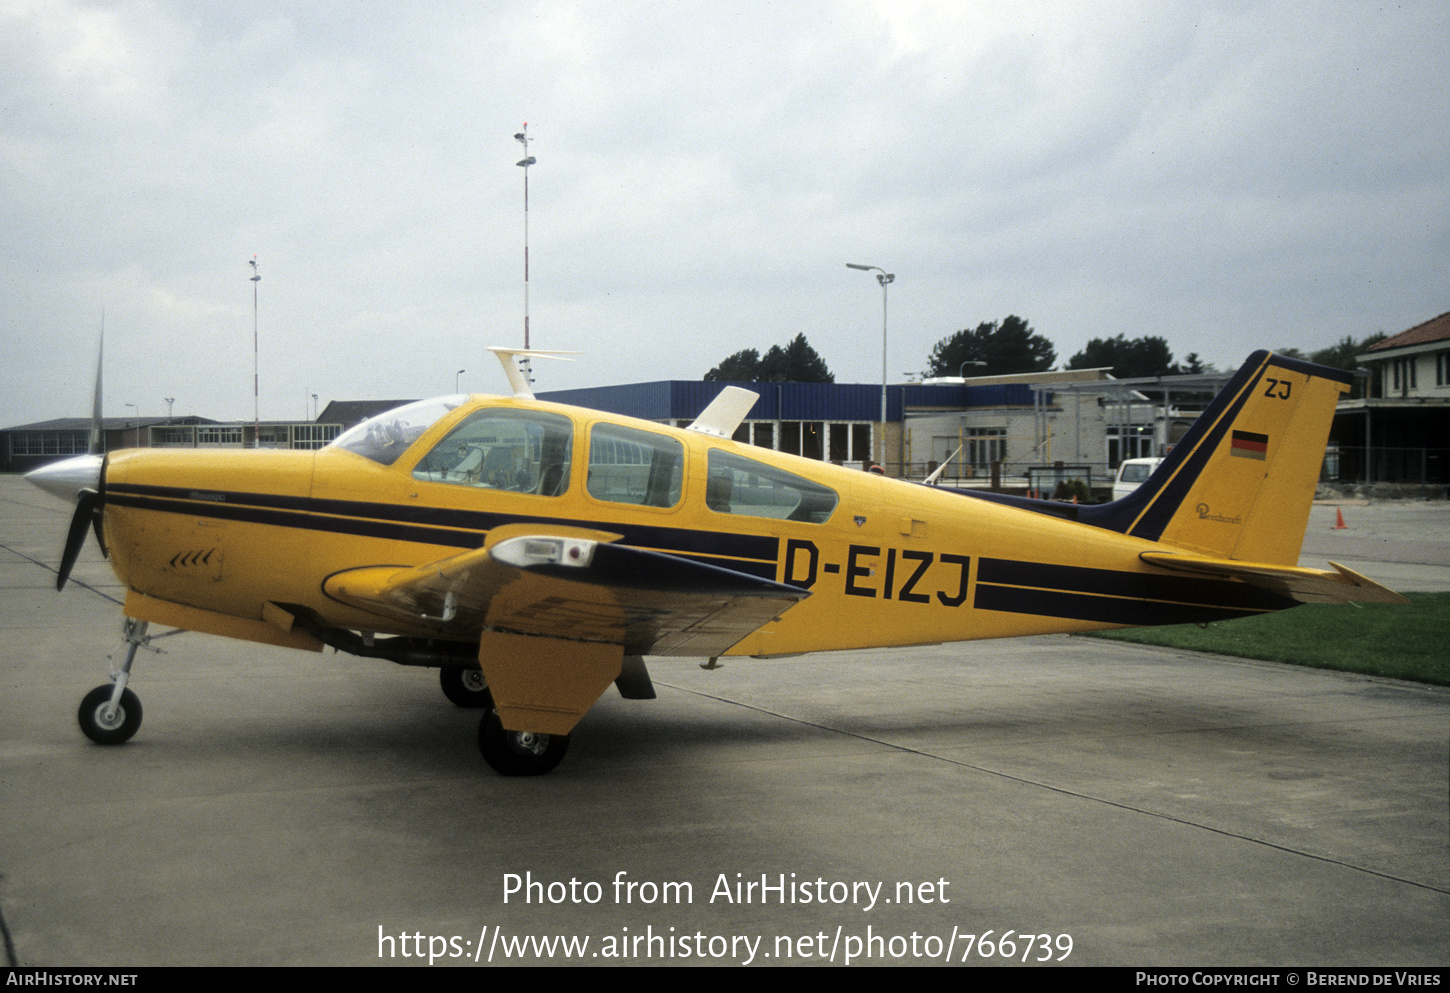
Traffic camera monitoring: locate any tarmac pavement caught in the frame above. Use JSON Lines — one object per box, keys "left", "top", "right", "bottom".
{"left": 0, "top": 478, "right": 1446, "bottom": 967}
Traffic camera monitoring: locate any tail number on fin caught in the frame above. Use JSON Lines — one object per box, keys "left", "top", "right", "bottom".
{"left": 1263, "top": 378, "right": 1292, "bottom": 399}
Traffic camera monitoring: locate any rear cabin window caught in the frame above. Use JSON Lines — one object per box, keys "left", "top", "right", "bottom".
{"left": 412, "top": 409, "right": 573, "bottom": 496}
{"left": 587, "top": 424, "right": 683, "bottom": 508}
{"left": 705, "top": 450, "right": 838, "bottom": 523}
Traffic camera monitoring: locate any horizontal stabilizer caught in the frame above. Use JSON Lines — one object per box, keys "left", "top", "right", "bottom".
{"left": 1139, "top": 551, "right": 1410, "bottom": 605}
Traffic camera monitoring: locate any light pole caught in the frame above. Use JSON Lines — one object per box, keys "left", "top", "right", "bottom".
{"left": 847, "top": 263, "right": 894, "bottom": 469}
{"left": 249, "top": 257, "right": 261, "bottom": 448}
{"left": 456, "top": 368, "right": 466, "bottom": 393}
{"left": 515, "top": 125, "right": 536, "bottom": 385}
{"left": 959, "top": 360, "right": 987, "bottom": 378}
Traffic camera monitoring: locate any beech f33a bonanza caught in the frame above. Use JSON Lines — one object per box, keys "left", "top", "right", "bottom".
{"left": 28, "top": 348, "right": 1405, "bottom": 775}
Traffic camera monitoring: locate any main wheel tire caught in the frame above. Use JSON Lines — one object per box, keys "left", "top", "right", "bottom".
{"left": 477, "top": 709, "right": 568, "bottom": 776}
{"left": 440, "top": 665, "right": 494, "bottom": 709}
{"left": 78, "top": 685, "right": 142, "bottom": 745}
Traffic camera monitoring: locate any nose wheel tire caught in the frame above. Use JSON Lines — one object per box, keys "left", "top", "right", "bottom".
{"left": 440, "top": 665, "right": 494, "bottom": 709}
{"left": 78, "top": 685, "right": 142, "bottom": 745}
{"left": 477, "top": 709, "right": 568, "bottom": 776}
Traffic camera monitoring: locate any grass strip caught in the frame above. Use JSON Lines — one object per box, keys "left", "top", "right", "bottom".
{"left": 1082, "top": 592, "right": 1450, "bottom": 686}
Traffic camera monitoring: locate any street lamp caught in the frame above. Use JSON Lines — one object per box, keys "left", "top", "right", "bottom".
{"left": 249, "top": 257, "right": 261, "bottom": 448}
{"left": 846, "top": 263, "right": 894, "bottom": 469}
{"left": 456, "top": 368, "right": 466, "bottom": 393}
{"left": 959, "top": 360, "right": 987, "bottom": 378}
{"left": 515, "top": 125, "right": 536, "bottom": 385}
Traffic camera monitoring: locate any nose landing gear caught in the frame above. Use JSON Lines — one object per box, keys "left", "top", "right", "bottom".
{"left": 77, "top": 618, "right": 179, "bottom": 745}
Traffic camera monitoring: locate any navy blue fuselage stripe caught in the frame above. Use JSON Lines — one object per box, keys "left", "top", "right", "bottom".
{"left": 976, "top": 558, "right": 1294, "bottom": 610}
{"left": 973, "top": 556, "right": 1297, "bottom": 625}
{"left": 105, "top": 483, "right": 782, "bottom": 571}
{"left": 106, "top": 492, "right": 485, "bottom": 548}
{"left": 973, "top": 585, "right": 1277, "bottom": 626}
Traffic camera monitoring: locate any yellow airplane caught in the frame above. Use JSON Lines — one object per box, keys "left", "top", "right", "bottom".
{"left": 27, "top": 348, "right": 1406, "bottom": 775}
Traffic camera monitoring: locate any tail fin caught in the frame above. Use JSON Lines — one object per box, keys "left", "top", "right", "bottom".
{"left": 1082, "top": 351, "right": 1352, "bottom": 564}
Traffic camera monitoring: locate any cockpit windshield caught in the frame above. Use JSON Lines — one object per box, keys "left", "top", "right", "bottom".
{"left": 328, "top": 396, "right": 466, "bottom": 466}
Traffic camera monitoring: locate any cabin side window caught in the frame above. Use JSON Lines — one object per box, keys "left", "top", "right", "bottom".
{"left": 587, "top": 424, "right": 684, "bottom": 508}
{"left": 412, "top": 409, "right": 574, "bottom": 496}
{"left": 705, "top": 450, "right": 838, "bottom": 523}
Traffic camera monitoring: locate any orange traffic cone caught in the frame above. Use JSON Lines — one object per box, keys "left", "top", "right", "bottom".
{"left": 1334, "top": 507, "right": 1348, "bottom": 530}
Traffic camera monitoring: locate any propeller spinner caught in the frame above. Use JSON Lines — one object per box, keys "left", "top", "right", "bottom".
{"left": 26, "top": 453, "right": 107, "bottom": 590}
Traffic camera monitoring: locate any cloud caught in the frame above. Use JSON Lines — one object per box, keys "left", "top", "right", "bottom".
{"left": 2, "top": 0, "right": 1446, "bottom": 425}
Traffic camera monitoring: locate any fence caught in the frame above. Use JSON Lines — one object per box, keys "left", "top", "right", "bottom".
{"left": 1324, "top": 446, "right": 1449, "bottom": 485}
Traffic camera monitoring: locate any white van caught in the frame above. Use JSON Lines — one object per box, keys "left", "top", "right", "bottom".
{"left": 1112, "top": 457, "right": 1163, "bottom": 501}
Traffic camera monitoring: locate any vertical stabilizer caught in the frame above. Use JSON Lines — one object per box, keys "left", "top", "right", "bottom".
{"left": 1083, "top": 352, "right": 1353, "bottom": 565}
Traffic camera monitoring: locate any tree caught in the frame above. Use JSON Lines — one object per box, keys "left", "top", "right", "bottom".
{"left": 703, "top": 348, "right": 762, "bottom": 382}
{"left": 925, "top": 316, "right": 1056, "bottom": 377}
{"left": 1067, "top": 334, "right": 1176, "bottom": 379}
{"left": 1172, "top": 352, "right": 1209, "bottom": 375}
{"left": 705, "top": 334, "right": 834, "bottom": 383}
{"left": 1307, "top": 333, "right": 1386, "bottom": 400}
{"left": 1310, "top": 333, "right": 1386, "bottom": 371}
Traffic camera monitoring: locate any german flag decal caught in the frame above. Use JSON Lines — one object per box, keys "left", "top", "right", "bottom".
{"left": 1230, "top": 430, "right": 1268, "bottom": 460}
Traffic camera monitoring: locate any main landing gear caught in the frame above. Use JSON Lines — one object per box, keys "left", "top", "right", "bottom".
{"left": 439, "top": 664, "right": 566, "bottom": 774}
{"left": 438, "top": 664, "right": 494, "bottom": 709}
{"left": 78, "top": 618, "right": 177, "bottom": 745}
{"left": 477, "top": 708, "right": 569, "bottom": 776}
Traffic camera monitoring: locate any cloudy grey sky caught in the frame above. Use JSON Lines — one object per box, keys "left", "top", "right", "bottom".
{"left": 3, "top": 0, "right": 1446, "bottom": 427}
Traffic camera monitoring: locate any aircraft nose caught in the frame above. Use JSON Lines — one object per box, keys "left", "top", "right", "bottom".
{"left": 26, "top": 454, "right": 104, "bottom": 505}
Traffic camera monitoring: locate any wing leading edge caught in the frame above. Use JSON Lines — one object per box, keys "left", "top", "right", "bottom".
{"left": 324, "top": 533, "right": 808, "bottom": 657}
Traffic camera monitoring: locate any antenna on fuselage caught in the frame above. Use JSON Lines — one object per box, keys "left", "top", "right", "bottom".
{"left": 687, "top": 386, "right": 759, "bottom": 439}
{"left": 487, "top": 347, "right": 578, "bottom": 399}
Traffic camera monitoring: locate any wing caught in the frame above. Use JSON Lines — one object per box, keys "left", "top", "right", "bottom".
{"left": 1139, "top": 551, "right": 1409, "bottom": 605}
{"left": 324, "top": 532, "right": 807, "bottom": 657}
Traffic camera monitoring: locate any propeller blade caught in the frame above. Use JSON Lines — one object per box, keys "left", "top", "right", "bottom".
{"left": 58, "top": 489, "right": 100, "bottom": 591}
{"left": 90, "top": 312, "right": 104, "bottom": 455}
{"left": 93, "top": 454, "right": 109, "bottom": 558}
{"left": 90, "top": 506, "right": 108, "bottom": 559}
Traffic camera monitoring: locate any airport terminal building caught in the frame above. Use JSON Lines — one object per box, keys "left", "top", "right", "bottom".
{"left": 3, "top": 373, "right": 1209, "bottom": 495}
{"left": 537, "top": 370, "right": 1190, "bottom": 491}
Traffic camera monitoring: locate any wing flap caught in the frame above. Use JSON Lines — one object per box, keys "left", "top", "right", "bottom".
{"left": 1139, "top": 551, "right": 1410, "bottom": 605}
{"left": 324, "top": 534, "right": 806, "bottom": 657}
